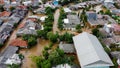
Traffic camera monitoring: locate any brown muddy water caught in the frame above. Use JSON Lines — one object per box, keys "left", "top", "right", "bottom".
{"left": 20, "top": 39, "right": 51, "bottom": 68}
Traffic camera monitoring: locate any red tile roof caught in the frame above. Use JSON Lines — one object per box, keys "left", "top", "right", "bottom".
{"left": 11, "top": 0, "right": 16, "bottom": 2}
{"left": 10, "top": 39, "right": 28, "bottom": 47}
{"left": 113, "top": 24, "right": 120, "bottom": 32}
{"left": 27, "top": 18, "right": 37, "bottom": 22}
{"left": 0, "top": 0, "right": 4, "bottom": 4}
{"left": 0, "top": 11, "right": 11, "bottom": 17}
{"left": 118, "top": 65, "right": 120, "bottom": 68}
{"left": 18, "top": 23, "right": 25, "bottom": 28}
{"left": 17, "top": 5, "right": 27, "bottom": 9}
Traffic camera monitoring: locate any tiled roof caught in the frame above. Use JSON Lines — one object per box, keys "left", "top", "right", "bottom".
{"left": 113, "top": 24, "right": 120, "bottom": 32}
{"left": 0, "top": 11, "right": 11, "bottom": 17}
{"left": 10, "top": 39, "right": 28, "bottom": 47}
{"left": 18, "top": 23, "right": 25, "bottom": 28}
{"left": 0, "top": 0, "right": 4, "bottom": 4}
{"left": 17, "top": 5, "right": 27, "bottom": 9}
{"left": 11, "top": 0, "right": 16, "bottom": 2}
{"left": 27, "top": 18, "right": 37, "bottom": 22}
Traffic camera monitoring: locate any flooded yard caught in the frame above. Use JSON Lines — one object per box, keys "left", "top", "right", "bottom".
{"left": 20, "top": 39, "right": 51, "bottom": 68}
{"left": 53, "top": 9, "right": 60, "bottom": 33}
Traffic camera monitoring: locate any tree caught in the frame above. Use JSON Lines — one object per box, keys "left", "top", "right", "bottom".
{"left": 28, "top": 37, "right": 37, "bottom": 46}
{"left": 10, "top": 7, "right": 15, "bottom": 11}
{"left": 41, "top": 0, "right": 47, "bottom": 4}
{"left": 75, "top": 24, "right": 82, "bottom": 33}
{"left": 45, "top": 7, "right": 55, "bottom": 15}
{"left": 7, "top": 64, "right": 20, "bottom": 68}
{"left": 18, "top": 54, "right": 24, "bottom": 60}
{"left": 105, "top": 9, "right": 112, "bottom": 16}
{"left": 42, "top": 50, "right": 49, "bottom": 59}
{"left": 59, "top": 32, "right": 74, "bottom": 43}
{"left": 30, "top": 56, "right": 44, "bottom": 67}
{"left": 0, "top": 44, "right": 3, "bottom": 47}
{"left": 80, "top": 9, "right": 87, "bottom": 28}
{"left": 31, "top": 48, "right": 75, "bottom": 67}
{"left": 48, "top": 48, "right": 65, "bottom": 65}
{"left": 58, "top": 8, "right": 66, "bottom": 30}
{"left": 47, "top": 32, "right": 58, "bottom": 43}
{"left": 92, "top": 28, "right": 100, "bottom": 37}
{"left": 63, "top": 32, "right": 74, "bottom": 43}
{"left": 41, "top": 60, "right": 51, "bottom": 68}
{"left": 0, "top": 5, "right": 4, "bottom": 12}
{"left": 44, "top": 26, "right": 52, "bottom": 32}
{"left": 22, "top": 35, "right": 37, "bottom": 41}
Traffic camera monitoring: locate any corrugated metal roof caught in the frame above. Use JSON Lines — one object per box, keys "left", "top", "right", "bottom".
{"left": 73, "top": 32, "right": 114, "bottom": 68}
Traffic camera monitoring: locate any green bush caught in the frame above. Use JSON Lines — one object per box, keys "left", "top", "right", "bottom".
{"left": 0, "top": 44, "right": 3, "bottom": 47}
{"left": 18, "top": 54, "right": 24, "bottom": 60}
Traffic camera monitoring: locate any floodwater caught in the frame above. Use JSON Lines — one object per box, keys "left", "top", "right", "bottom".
{"left": 20, "top": 39, "right": 51, "bottom": 68}
{"left": 53, "top": 9, "right": 60, "bottom": 34}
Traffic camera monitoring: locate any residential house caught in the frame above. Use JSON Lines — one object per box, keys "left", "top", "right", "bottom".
{"left": 52, "top": 64, "right": 79, "bottom": 68}
{"left": 17, "top": 20, "right": 41, "bottom": 36}
{"left": 10, "top": 39, "right": 28, "bottom": 48}
{"left": 63, "top": 14, "right": 80, "bottom": 30}
{"left": 32, "top": 0, "right": 39, "bottom": 7}
{"left": 104, "top": 0, "right": 114, "bottom": 3}
{"left": 103, "top": 24, "right": 113, "bottom": 34}
{"left": 63, "top": 8, "right": 72, "bottom": 13}
{"left": 34, "top": 8, "right": 46, "bottom": 14}
{"left": 22, "top": 0, "right": 32, "bottom": 6}
{"left": 69, "top": 1, "right": 101, "bottom": 10}
{"left": 0, "top": 0, "right": 4, "bottom": 5}
{"left": 103, "top": 24, "right": 120, "bottom": 35}
{"left": 0, "top": 23, "right": 13, "bottom": 44}
{"left": 111, "top": 24, "right": 120, "bottom": 34}
{"left": 27, "top": 15, "right": 40, "bottom": 22}
{"left": 12, "top": 5, "right": 28, "bottom": 19}
{"left": 111, "top": 9, "right": 120, "bottom": 15}
{"left": 104, "top": 1, "right": 115, "bottom": 9}
{"left": 5, "top": 54, "right": 21, "bottom": 65}
{"left": 59, "top": 42, "right": 75, "bottom": 53}
{"left": 3, "top": 0, "right": 21, "bottom": 11}
{"left": 69, "top": 2, "right": 86, "bottom": 10}
{"left": 8, "top": 16, "right": 21, "bottom": 26}
{"left": 86, "top": 11, "right": 108, "bottom": 27}
{"left": 0, "top": 11, "right": 11, "bottom": 20}
{"left": 73, "top": 32, "right": 114, "bottom": 68}
{"left": 0, "top": 46, "right": 19, "bottom": 68}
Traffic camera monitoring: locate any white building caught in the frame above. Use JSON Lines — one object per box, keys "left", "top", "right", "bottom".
{"left": 73, "top": 32, "right": 114, "bottom": 68}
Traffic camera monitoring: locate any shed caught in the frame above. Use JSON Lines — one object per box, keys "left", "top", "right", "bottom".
{"left": 59, "top": 42, "right": 75, "bottom": 53}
